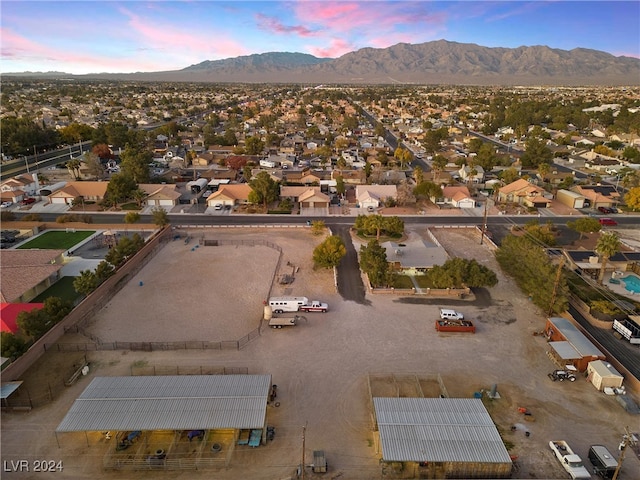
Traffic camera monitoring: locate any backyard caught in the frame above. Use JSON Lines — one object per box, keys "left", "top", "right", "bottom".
{"left": 17, "top": 230, "right": 95, "bottom": 249}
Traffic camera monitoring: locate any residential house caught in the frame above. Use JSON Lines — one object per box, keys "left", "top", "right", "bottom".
{"left": 1, "top": 174, "right": 40, "bottom": 204}
{"left": 332, "top": 169, "right": 367, "bottom": 185}
{"left": 458, "top": 165, "right": 485, "bottom": 184}
{"left": 280, "top": 186, "right": 330, "bottom": 211}
{"left": 355, "top": 185, "right": 398, "bottom": 209}
{"left": 284, "top": 170, "right": 323, "bottom": 186}
{"left": 497, "top": 178, "right": 551, "bottom": 208}
{"left": 571, "top": 185, "right": 621, "bottom": 209}
{"left": 433, "top": 186, "right": 476, "bottom": 208}
{"left": 48, "top": 181, "right": 108, "bottom": 205}
{"left": 139, "top": 184, "right": 181, "bottom": 209}
{"left": 381, "top": 231, "right": 449, "bottom": 274}
{"left": 563, "top": 251, "right": 640, "bottom": 281}
{"left": 206, "top": 184, "right": 253, "bottom": 209}
{"left": 193, "top": 152, "right": 215, "bottom": 166}
{"left": 0, "top": 250, "right": 66, "bottom": 303}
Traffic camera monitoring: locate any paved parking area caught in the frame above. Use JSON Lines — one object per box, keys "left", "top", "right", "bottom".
{"left": 1, "top": 226, "right": 639, "bottom": 480}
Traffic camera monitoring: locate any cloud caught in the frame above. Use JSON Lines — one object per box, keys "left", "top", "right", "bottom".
{"left": 0, "top": 27, "right": 161, "bottom": 72}
{"left": 309, "top": 38, "right": 354, "bottom": 58}
{"left": 289, "top": 0, "right": 448, "bottom": 54}
{"left": 255, "top": 13, "right": 318, "bottom": 37}
{"left": 118, "top": 6, "right": 249, "bottom": 60}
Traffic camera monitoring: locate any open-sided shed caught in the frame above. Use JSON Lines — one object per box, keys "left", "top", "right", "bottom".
{"left": 373, "top": 397, "right": 512, "bottom": 478}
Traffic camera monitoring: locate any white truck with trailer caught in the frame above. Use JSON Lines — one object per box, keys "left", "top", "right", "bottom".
{"left": 268, "top": 297, "right": 328, "bottom": 313}
{"left": 549, "top": 440, "right": 592, "bottom": 479}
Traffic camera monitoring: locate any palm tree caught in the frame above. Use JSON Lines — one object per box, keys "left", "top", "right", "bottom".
{"left": 66, "top": 158, "right": 81, "bottom": 179}
{"left": 595, "top": 232, "right": 621, "bottom": 284}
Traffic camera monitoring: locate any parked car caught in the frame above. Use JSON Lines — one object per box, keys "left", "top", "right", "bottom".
{"left": 0, "top": 201, "right": 12, "bottom": 208}
{"left": 214, "top": 204, "right": 223, "bottom": 210}
{"left": 598, "top": 206, "right": 613, "bottom": 214}
{"left": 21, "top": 197, "right": 35, "bottom": 205}
{"left": 599, "top": 218, "right": 617, "bottom": 226}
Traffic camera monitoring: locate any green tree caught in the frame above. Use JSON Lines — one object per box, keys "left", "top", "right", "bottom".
{"left": 621, "top": 146, "right": 640, "bottom": 163}
{"left": 495, "top": 235, "right": 568, "bottom": 314}
{"left": 42, "top": 296, "right": 72, "bottom": 324}
{"left": 120, "top": 143, "right": 152, "bottom": 183}
{"left": 393, "top": 147, "right": 412, "bottom": 169}
{"left": 245, "top": 136, "right": 265, "bottom": 155}
{"left": 311, "top": 220, "right": 326, "bottom": 236}
{"left": 66, "top": 158, "right": 82, "bottom": 179}
{"left": 567, "top": 217, "right": 602, "bottom": 240}
{"left": 94, "top": 260, "right": 115, "bottom": 282}
{"left": 413, "top": 166, "right": 424, "bottom": 185}
{"left": 74, "top": 270, "right": 96, "bottom": 296}
{"left": 414, "top": 181, "right": 442, "bottom": 200}
{"left": 500, "top": 167, "right": 520, "bottom": 185}
{"left": 0, "top": 332, "right": 28, "bottom": 360}
{"left": 359, "top": 240, "right": 390, "bottom": 287}
{"left": 248, "top": 171, "right": 279, "bottom": 209}
{"left": 431, "top": 154, "right": 448, "bottom": 180}
{"left": 124, "top": 211, "right": 141, "bottom": 228}
{"left": 335, "top": 176, "right": 345, "bottom": 196}
{"left": 105, "top": 233, "right": 145, "bottom": 268}
{"left": 16, "top": 307, "right": 51, "bottom": 339}
{"left": 522, "top": 220, "right": 557, "bottom": 246}
{"left": 105, "top": 173, "right": 137, "bottom": 207}
{"left": 595, "top": 232, "right": 621, "bottom": 285}
{"left": 313, "top": 235, "right": 347, "bottom": 269}
{"left": 624, "top": 186, "right": 640, "bottom": 211}
{"left": 151, "top": 206, "right": 169, "bottom": 227}
{"left": 520, "top": 137, "right": 553, "bottom": 168}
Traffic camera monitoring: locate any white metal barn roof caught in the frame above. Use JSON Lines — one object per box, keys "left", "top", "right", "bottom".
{"left": 548, "top": 317, "right": 604, "bottom": 357}
{"left": 56, "top": 375, "right": 271, "bottom": 432}
{"left": 373, "top": 397, "right": 512, "bottom": 464}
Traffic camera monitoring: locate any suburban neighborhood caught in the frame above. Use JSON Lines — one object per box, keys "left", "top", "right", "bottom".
{"left": 1, "top": 80, "right": 640, "bottom": 479}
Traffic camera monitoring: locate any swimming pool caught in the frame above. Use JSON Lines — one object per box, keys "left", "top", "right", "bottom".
{"left": 621, "top": 274, "right": 640, "bottom": 294}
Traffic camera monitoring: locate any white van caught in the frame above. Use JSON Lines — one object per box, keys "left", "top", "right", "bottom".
{"left": 440, "top": 309, "right": 464, "bottom": 320}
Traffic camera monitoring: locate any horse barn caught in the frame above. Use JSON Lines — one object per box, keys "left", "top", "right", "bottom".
{"left": 544, "top": 317, "right": 606, "bottom": 372}
{"left": 55, "top": 375, "right": 273, "bottom": 470}
{"left": 372, "top": 397, "right": 513, "bottom": 478}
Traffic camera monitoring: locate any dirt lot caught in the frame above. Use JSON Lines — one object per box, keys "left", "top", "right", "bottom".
{"left": 2, "top": 226, "right": 639, "bottom": 480}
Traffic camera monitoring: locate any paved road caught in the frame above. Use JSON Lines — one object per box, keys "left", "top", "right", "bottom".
{"left": 569, "top": 305, "right": 640, "bottom": 381}
{"left": 333, "top": 224, "right": 369, "bottom": 305}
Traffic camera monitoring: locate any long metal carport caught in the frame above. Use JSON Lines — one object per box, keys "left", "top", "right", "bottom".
{"left": 55, "top": 375, "right": 272, "bottom": 470}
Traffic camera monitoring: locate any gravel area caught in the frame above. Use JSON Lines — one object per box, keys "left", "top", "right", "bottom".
{"left": 2, "top": 226, "right": 639, "bottom": 480}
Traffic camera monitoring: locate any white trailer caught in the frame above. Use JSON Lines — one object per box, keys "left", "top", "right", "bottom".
{"left": 268, "top": 297, "right": 309, "bottom": 313}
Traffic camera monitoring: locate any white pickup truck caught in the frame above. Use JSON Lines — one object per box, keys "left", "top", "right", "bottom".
{"left": 299, "top": 300, "right": 329, "bottom": 313}
{"left": 549, "top": 440, "right": 592, "bottom": 479}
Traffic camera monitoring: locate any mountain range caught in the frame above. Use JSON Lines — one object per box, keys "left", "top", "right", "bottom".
{"left": 5, "top": 40, "right": 640, "bottom": 85}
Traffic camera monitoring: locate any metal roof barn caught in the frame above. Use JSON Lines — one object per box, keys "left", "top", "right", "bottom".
{"left": 373, "top": 397, "right": 512, "bottom": 465}
{"left": 56, "top": 375, "right": 271, "bottom": 432}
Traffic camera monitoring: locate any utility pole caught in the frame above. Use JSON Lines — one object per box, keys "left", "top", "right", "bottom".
{"left": 612, "top": 426, "right": 637, "bottom": 480}
{"left": 480, "top": 198, "right": 489, "bottom": 245}
{"left": 300, "top": 424, "right": 306, "bottom": 480}
{"left": 548, "top": 256, "right": 566, "bottom": 316}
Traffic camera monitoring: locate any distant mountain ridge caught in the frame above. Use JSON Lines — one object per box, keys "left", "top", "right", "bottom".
{"left": 4, "top": 40, "right": 640, "bottom": 85}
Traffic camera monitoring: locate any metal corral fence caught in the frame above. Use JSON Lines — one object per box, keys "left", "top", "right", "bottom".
{"left": 46, "top": 327, "right": 261, "bottom": 353}
{"left": 129, "top": 365, "right": 249, "bottom": 376}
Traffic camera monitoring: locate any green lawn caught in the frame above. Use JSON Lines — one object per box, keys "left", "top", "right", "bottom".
{"left": 31, "top": 276, "right": 83, "bottom": 305}
{"left": 18, "top": 230, "right": 95, "bottom": 250}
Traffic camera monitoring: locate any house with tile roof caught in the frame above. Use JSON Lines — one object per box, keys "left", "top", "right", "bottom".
{"left": 1, "top": 174, "right": 40, "bottom": 203}
{"left": 206, "top": 184, "right": 253, "bottom": 208}
{"left": 571, "top": 185, "right": 620, "bottom": 209}
{"left": 139, "top": 184, "right": 182, "bottom": 208}
{"left": 433, "top": 186, "right": 476, "bottom": 208}
{"left": 355, "top": 185, "right": 398, "bottom": 209}
{"left": 0, "top": 250, "right": 65, "bottom": 303}
{"left": 497, "top": 178, "right": 551, "bottom": 208}
{"left": 48, "top": 181, "right": 109, "bottom": 205}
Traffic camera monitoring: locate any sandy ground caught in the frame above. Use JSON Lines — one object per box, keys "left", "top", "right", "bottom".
{"left": 2, "top": 227, "right": 639, "bottom": 480}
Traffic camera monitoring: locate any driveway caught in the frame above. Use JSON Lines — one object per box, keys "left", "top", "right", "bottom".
{"left": 333, "top": 224, "right": 369, "bottom": 305}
